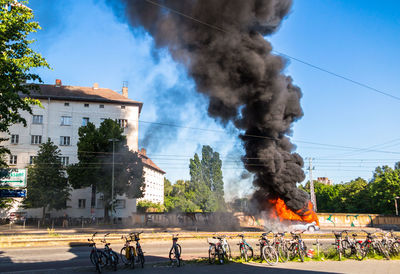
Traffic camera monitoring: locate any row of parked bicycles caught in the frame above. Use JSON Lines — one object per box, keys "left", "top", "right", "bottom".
{"left": 88, "top": 230, "right": 400, "bottom": 272}
{"left": 88, "top": 231, "right": 181, "bottom": 273}
{"left": 208, "top": 231, "right": 308, "bottom": 265}
{"left": 332, "top": 230, "right": 400, "bottom": 261}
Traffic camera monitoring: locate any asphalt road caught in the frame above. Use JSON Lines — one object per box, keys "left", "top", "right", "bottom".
{"left": 0, "top": 238, "right": 398, "bottom": 273}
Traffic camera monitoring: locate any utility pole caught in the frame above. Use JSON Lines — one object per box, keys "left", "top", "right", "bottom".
{"left": 308, "top": 158, "right": 317, "bottom": 212}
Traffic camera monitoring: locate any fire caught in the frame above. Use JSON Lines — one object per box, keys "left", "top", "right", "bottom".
{"left": 269, "top": 197, "right": 319, "bottom": 226}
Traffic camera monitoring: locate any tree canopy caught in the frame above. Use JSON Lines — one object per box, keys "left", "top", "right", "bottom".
{"left": 301, "top": 162, "right": 400, "bottom": 214}
{"left": 67, "top": 119, "right": 145, "bottom": 218}
{"left": 164, "top": 145, "right": 226, "bottom": 212}
{"left": 23, "top": 139, "right": 70, "bottom": 219}
{"left": 0, "top": 0, "right": 49, "bottom": 134}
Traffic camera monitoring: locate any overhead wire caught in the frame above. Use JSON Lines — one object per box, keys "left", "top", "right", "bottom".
{"left": 144, "top": 0, "right": 400, "bottom": 102}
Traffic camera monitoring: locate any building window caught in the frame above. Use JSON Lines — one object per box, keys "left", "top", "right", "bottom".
{"left": 115, "top": 199, "right": 126, "bottom": 209}
{"left": 31, "top": 135, "right": 42, "bottom": 145}
{"left": 9, "top": 155, "right": 17, "bottom": 165}
{"left": 84, "top": 103, "right": 89, "bottom": 108}
{"left": 32, "top": 115, "right": 43, "bottom": 124}
{"left": 78, "top": 199, "right": 86, "bottom": 209}
{"left": 61, "top": 157, "right": 69, "bottom": 166}
{"left": 60, "top": 116, "right": 72, "bottom": 126}
{"left": 99, "top": 104, "right": 104, "bottom": 108}
{"left": 121, "top": 106, "right": 125, "bottom": 109}
{"left": 118, "top": 119, "right": 128, "bottom": 128}
{"left": 29, "top": 156, "right": 37, "bottom": 165}
{"left": 64, "top": 102, "right": 69, "bottom": 106}
{"left": 82, "top": 117, "right": 89, "bottom": 126}
{"left": 60, "top": 136, "right": 71, "bottom": 146}
{"left": 11, "top": 134, "right": 19, "bottom": 144}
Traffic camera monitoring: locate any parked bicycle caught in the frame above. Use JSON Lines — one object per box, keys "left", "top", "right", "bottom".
{"left": 169, "top": 234, "right": 182, "bottom": 266}
{"left": 101, "top": 233, "right": 119, "bottom": 271}
{"left": 340, "top": 230, "right": 363, "bottom": 260}
{"left": 132, "top": 231, "right": 145, "bottom": 268}
{"left": 332, "top": 231, "right": 345, "bottom": 261}
{"left": 208, "top": 235, "right": 230, "bottom": 264}
{"left": 272, "top": 232, "right": 289, "bottom": 263}
{"left": 287, "top": 231, "right": 307, "bottom": 262}
{"left": 257, "top": 231, "right": 278, "bottom": 265}
{"left": 381, "top": 230, "right": 400, "bottom": 256}
{"left": 359, "top": 230, "right": 390, "bottom": 260}
{"left": 120, "top": 233, "right": 136, "bottom": 269}
{"left": 237, "top": 234, "right": 253, "bottom": 262}
{"left": 88, "top": 232, "right": 105, "bottom": 273}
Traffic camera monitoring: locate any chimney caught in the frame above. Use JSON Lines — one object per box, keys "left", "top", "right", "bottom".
{"left": 140, "top": 148, "right": 146, "bottom": 156}
{"left": 55, "top": 79, "right": 62, "bottom": 87}
{"left": 122, "top": 81, "right": 128, "bottom": 98}
{"left": 93, "top": 83, "right": 99, "bottom": 90}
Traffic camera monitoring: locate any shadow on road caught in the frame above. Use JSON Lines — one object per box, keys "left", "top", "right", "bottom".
{"left": 0, "top": 242, "right": 338, "bottom": 274}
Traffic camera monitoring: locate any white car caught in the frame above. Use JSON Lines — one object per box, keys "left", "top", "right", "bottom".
{"left": 289, "top": 221, "right": 320, "bottom": 232}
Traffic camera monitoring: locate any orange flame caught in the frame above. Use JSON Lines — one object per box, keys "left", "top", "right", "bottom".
{"left": 269, "top": 197, "right": 319, "bottom": 226}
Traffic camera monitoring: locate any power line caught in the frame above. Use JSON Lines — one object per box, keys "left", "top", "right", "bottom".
{"left": 144, "top": 0, "right": 400, "bottom": 102}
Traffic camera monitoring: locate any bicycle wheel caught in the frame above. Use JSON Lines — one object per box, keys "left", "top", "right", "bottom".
{"left": 208, "top": 245, "right": 217, "bottom": 264}
{"left": 129, "top": 247, "right": 135, "bottom": 269}
{"left": 110, "top": 251, "right": 118, "bottom": 271}
{"left": 137, "top": 249, "right": 145, "bottom": 268}
{"left": 391, "top": 242, "right": 400, "bottom": 256}
{"left": 278, "top": 244, "right": 289, "bottom": 263}
{"left": 354, "top": 242, "right": 364, "bottom": 261}
{"left": 90, "top": 250, "right": 106, "bottom": 267}
{"left": 245, "top": 246, "right": 253, "bottom": 262}
{"left": 225, "top": 243, "right": 232, "bottom": 259}
{"left": 342, "top": 240, "right": 352, "bottom": 258}
{"left": 377, "top": 243, "right": 390, "bottom": 260}
{"left": 169, "top": 245, "right": 181, "bottom": 266}
{"left": 262, "top": 246, "right": 278, "bottom": 265}
{"left": 90, "top": 250, "right": 103, "bottom": 273}
{"left": 361, "top": 243, "right": 369, "bottom": 259}
{"left": 217, "top": 247, "right": 225, "bottom": 264}
{"left": 120, "top": 247, "right": 129, "bottom": 265}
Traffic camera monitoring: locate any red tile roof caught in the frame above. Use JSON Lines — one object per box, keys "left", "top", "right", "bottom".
{"left": 139, "top": 152, "right": 166, "bottom": 174}
{"left": 23, "top": 84, "right": 143, "bottom": 112}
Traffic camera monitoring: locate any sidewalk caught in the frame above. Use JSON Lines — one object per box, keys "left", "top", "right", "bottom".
{"left": 0, "top": 225, "right": 384, "bottom": 248}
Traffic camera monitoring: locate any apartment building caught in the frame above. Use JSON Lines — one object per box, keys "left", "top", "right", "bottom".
{"left": 0, "top": 80, "right": 165, "bottom": 219}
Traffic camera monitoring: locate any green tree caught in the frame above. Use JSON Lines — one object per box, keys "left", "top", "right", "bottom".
{"left": 369, "top": 165, "right": 400, "bottom": 214}
{"left": 67, "top": 119, "right": 145, "bottom": 220}
{"left": 0, "top": 0, "right": 49, "bottom": 142}
{"left": 23, "top": 139, "right": 70, "bottom": 220}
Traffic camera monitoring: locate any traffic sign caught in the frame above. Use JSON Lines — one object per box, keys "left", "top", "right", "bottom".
{"left": 0, "top": 169, "right": 27, "bottom": 188}
{"left": 0, "top": 189, "right": 26, "bottom": 198}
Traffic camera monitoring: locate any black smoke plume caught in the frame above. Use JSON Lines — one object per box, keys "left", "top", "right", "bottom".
{"left": 117, "top": 0, "right": 309, "bottom": 212}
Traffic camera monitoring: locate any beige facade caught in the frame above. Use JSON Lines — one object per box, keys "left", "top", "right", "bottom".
{"left": 0, "top": 81, "right": 165, "bottom": 219}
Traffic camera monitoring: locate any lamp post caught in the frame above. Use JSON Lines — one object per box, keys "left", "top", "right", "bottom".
{"left": 395, "top": 196, "right": 400, "bottom": 216}
{"left": 108, "top": 138, "right": 119, "bottom": 222}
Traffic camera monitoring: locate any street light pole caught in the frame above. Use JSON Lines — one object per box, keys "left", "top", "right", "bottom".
{"left": 395, "top": 197, "right": 399, "bottom": 216}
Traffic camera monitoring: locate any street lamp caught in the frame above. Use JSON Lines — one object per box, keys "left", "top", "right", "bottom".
{"left": 108, "top": 138, "right": 119, "bottom": 222}
{"left": 395, "top": 196, "right": 400, "bottom": 216}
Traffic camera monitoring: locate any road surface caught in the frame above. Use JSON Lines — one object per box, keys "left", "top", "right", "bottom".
{"left": 0, "top": 238, "right": 398, "bottom": 273}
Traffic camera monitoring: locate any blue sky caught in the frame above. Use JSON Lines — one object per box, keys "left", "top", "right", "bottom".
{"left": 27, "top": 0, "right": 400, "bottom": 199}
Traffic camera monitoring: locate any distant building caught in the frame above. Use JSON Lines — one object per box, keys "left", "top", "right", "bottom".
{"left": 138, "top": 148, "right": 165, "bottom": 204}
{"left": 317, "top": 177, "right": 332, "bottom": 185}
{"left": 0, "top": 80, "right": 165, "bottom": 219}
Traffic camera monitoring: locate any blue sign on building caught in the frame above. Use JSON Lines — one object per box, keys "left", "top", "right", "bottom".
{"left": 0, "top": 189, "right": 26, "bottom": 198}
